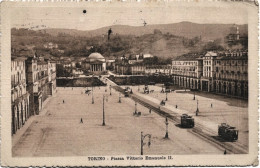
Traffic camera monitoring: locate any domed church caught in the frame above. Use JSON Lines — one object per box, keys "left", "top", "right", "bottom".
{"left": 85, "top": 53, "right": 106, "bottom": 72}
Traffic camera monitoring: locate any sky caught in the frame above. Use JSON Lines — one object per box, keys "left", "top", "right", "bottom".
{"left": 11, "top": 2, "right": 249, "bottom": 31}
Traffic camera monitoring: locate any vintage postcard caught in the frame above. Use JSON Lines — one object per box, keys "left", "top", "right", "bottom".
{"left": 0, "top": 0, "right": 258, "bottom": 167}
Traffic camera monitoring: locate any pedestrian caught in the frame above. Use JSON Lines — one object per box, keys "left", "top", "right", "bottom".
{"left": 224, "top": 149, "right": 227, "bottom": 155}
{"left": 80, "top": 118, "right": 83, "bottom": 123}
{"left": 149, "top": 109, "right": 152, "bottom": 114}
{"left": 211, "top": 103, "right": 213, "bottom": 108}
{"left": 176, "top": 105, "right": 178, "bottom": 109}
{"left": 63, "top": 100, "right": 65, "bottom": 104}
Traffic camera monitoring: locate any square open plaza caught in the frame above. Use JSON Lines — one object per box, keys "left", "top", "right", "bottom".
{"left": 12, "top": 76, "right": 248, "bottom": 156}
{"left": 10, "top": 20, "right": 248, "bottom": 156}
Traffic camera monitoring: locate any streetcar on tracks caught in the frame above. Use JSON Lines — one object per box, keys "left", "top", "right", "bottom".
{"left": 180, "top": 114, "right": 194, "bottom": 128}
{"left": 218, "top": 123, "right": 238, "bottom": 141}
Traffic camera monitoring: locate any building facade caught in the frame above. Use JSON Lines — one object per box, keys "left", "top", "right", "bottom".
{"left": 171, "top": 59, "right": 203, "bottom": 90}
{"left": 12, "top": 55, "right": 57, "bottom": 135}
{"left": 171, "top": 50, "right": 248, "bottom": 99}
{"left": 11, "top": 57, "right": 30, "bottom": 135}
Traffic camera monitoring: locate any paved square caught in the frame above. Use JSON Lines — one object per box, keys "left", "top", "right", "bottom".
{"left": 12, "top": 87, "right": 224, "bottom": 157}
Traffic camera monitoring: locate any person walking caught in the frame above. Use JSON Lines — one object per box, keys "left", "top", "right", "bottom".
{"left": 211, "top": 103, "right": 213, "bottom": 108}
{"left": 176, "top": 105, "right": 178, "bottom": 109}
{"left": 80, "top": 118, "right": 83, "bottom": 123}
{"left": 63, "top": 100, "right": 65, "bottom": 104}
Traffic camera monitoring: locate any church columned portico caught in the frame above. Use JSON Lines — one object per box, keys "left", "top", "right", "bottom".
{"left": 91, "top": 64, "right": 103, "bottom": 72}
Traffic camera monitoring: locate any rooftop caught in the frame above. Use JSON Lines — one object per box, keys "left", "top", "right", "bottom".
{"left": 88, "top": 53, "right": 104, "bottom": 59}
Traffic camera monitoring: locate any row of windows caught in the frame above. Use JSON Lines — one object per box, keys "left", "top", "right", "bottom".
{"left": 11, "top": 72, "right": 25, "bottom": 86}
{"left": 11, "top": 85, "right": 26, "bottom": 102}
{"left": 172, "top": 61, "right": 197, "bottom": 66}
{"left": 11, "top": 61, "right": 25, "bottom": 71}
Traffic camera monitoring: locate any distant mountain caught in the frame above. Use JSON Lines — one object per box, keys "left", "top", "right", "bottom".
{"left": 39, "top": 22, "right": 248, "bottom": 42}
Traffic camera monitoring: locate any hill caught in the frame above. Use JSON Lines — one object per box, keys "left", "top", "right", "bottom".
{"left": 12, "top": 22, "right": 248, "bottom": 59}
{"left": 39, "top": 22, "right": 248, "bottom": 42}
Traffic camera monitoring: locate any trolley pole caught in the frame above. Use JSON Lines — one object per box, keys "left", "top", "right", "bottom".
{"left": 102, "top": 95, "right": 105, "bottom": 126}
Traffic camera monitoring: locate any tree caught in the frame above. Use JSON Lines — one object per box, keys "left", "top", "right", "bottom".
{"left": 76, "top": 62, "right": 81, "bottom": 68}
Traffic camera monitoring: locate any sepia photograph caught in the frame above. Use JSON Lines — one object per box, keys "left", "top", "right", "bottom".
{"left": 1, "top": 1, "right": 258, "bottom": 167}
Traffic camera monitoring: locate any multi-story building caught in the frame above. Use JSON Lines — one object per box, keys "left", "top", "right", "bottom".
{"left": 171, "top": 57, "right": 203, "bottom": 90}
{"left": 171, "top": 50, "right": 248, "bottom": 99}
{"left": 26, "top": 57, "right": 57, "bottom": 116}
{"left": 212, "top": 51, "right": 248, "bottom": 98}
{"left": 11, "top": 57, "right": 30, "bottom": 135}
{"left": 200, "top": 51, "right": 217, "bottom": 92}
{"left": 145, "top": 65, "right": 172, "bottom": 75}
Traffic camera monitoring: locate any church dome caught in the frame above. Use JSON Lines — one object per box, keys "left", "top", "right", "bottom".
{"left": 88, "top": 53, "right": 104, "bottom": 59}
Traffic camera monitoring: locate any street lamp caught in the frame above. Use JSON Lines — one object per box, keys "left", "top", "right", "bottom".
{"left": 134, "top": 101, "right": 137, "bottom": 115}
{"left": 118, "top": 93, "right": 121, "bottom": 103}
{"left": 196, "top": 99, "right": 199, "bottom": 116}
{"left": 92, "top": 87, "right": 94, "bottom": 104}
{"left": 102, "top": 94, "right": 108, "bottom": 126}
{"left": 141, "top": 132, "right": 151, "bottom": 155}
{"left": 165, "top": 117, "right": 169, "bottom": 139}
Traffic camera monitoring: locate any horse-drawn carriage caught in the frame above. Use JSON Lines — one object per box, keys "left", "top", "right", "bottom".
{"left": 124, "top": 87, "right": 131, "bottom": 97}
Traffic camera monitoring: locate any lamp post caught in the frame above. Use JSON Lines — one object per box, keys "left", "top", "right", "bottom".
{"left": 165, "top": 117, "right": 169, "bottom": 139}
{"left": 196, "top": 99, "right": 199, "bottom": 116}
{"left": 193, "top": 91, "right": 195, "bottom": 100}
{"left": 92, "top": 87, "right": 94, "bottom": 104}
{"left": 134, "top": 101, "right": 137, "bottom": 115}
{"left": 141, "top": 132, "right": 151, "bottom": 155}
{"left": 118, "top": 93, "right": 121, "bottom": 103}
{"left": 102, "top": 94, "right": 106, "bottom": 126}
{"left": 165, "top": 92, "right": 168, "bottom": 101}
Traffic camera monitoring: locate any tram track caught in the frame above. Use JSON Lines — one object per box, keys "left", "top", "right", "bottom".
{"left": 112, "top": 85, "right": 248, "bottom": 154}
